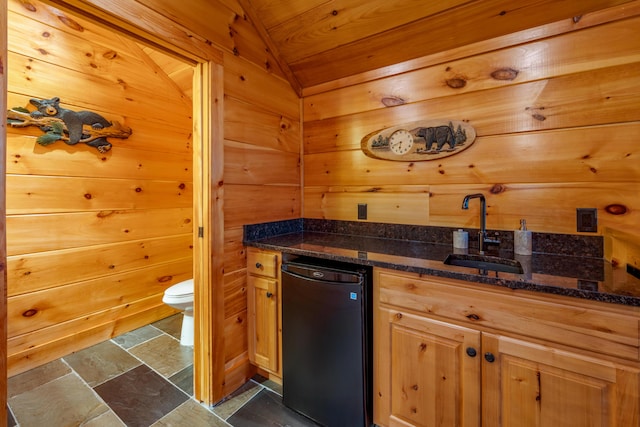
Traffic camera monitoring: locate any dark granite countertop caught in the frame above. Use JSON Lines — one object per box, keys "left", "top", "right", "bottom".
{"left": 244, "top": 219, "right": 640, "bottom": 307}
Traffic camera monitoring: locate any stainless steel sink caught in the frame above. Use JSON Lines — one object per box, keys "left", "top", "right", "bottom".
{"left": 443, "top": 253, "right": 524, "bottom": 274}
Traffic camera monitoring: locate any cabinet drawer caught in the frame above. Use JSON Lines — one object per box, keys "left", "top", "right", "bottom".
{"left": 247, "top": 249, "right": 279, "bottom": 278}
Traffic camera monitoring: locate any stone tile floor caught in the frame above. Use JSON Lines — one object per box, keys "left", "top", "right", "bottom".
{"left": 6, "top": 314, "right": 318, "bottom": 427}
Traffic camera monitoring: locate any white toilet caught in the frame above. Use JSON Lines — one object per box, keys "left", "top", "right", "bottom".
{"left": 162, "top": 278, "right": 194, "bottom": 346}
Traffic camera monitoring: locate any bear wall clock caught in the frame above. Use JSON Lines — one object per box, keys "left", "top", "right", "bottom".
{"left": 7, "top": 97, "right": 132, "bottom": 153}
{"left": 361, "top": 120, "right": 476, "bottom": 161}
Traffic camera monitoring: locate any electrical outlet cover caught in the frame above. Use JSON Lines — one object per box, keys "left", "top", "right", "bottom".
{"left": 576, "top": 208, "right": 598, "bottom": 233}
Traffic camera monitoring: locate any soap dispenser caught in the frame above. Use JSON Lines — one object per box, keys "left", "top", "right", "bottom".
{"left": 514, "top": 219, "right": 532, "bottom": 255}
{"left": 453, "top": 229, "right": 468, "bottom": 248}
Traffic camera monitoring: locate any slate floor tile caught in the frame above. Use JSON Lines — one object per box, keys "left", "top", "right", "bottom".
{"left": 94, "top": 364, "right": 188, "bottom": 427}
{"left": 152, "top": 400, "right": 230, "bottom": 427}
{"left": 251, "top": 373, "right": 283, "bottom": 396}
{"left": 7, "top": 358, "right": 71, "bottom": 398}
{"left": 9, "top": 373, "right": 110, "bottom": 426}
{"left": 112, "top": 324, "right": 162, "bottom": 349}
{"left": 212, "top": 380, "right": 262, "bottom": 420}
{"left": 83, "top": 409, "right": 126, "bottom": 426}
{"left": 7, "top": 407, "right": 16, "bottom": 427}
{"left": 227, "top": 389, "right": 320, "bottom": 427}
{"left": 129, "top": 334, "right": 193, "bottom": 378}
{"left": 152, "top": 314, "right": 183, "bottom": 340}
{"left": 63, "top": 340, "right": 141, "bottom": 387}
{"left": 169, "top": 363, "right": 194, "bottom": 395}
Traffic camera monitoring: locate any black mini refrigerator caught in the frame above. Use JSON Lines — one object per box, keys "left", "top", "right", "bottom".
{"left": 281, "top": 256, "right": 372, "bottom": 427}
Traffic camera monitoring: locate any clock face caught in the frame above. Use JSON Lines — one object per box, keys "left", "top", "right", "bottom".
{"left": 388, "top": 129, "right": 414, "bottom": 155}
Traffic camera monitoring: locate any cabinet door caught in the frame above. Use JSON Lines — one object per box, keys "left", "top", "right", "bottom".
{"left": 376, "top": 306, "right": 482, "bottom": 427}
{"left": 482, "top": 333, "right": 640, "bottom": 427}
{"left": 247, "top": 275, "right": 279, "bottom": 373}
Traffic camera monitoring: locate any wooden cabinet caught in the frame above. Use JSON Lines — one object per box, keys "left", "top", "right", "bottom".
{"left": 374, "top": 268, "right": 640, "bottom": 427}
{"left": 482, "top": 333, "right": 640, "bottom": 427}
{"left": 247, "top": 248, "right": 281, "bottom": 376}
{"left": 377, "top": 306, "right": 481, "bottom": 426}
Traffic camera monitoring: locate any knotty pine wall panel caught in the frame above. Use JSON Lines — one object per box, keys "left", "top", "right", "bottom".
{"left": 222, "top": 51, "right": 300, "bottom": 393}
{"left": 6, "top": 1, "right": 193, "bottom": 376}
{"left": 225, "top": 184, "right": 301, "bottom": 229}
{"left": 7, "top": 235, "right": 193, "bottom": 296}
{"left": 224, "top": 227, "right": 247, "bottom": 274}
{"left": 7, "top": 134, "right": 192, "bottom": 180}
{"left": 223, "top": 269, "right": 247, "bottom": 319}
{"left": 224, "top": 140, "right": 300, "bottom": 186}
{"left": 6, "top": 208, "right": 192, "bottom": 255}
{"left": 8, "top": 299, "right": 177, "bottom": 376}
{"left": 7, "top": 258, "right": 192, "bottom": 337}
{"left": 6, "top": 175, "right": 192, "bottom": 214}
{"left": 224, "top": 53, "right": 300, "bottom": 121}
{"left": 304, "top": 186, "right": 430, "bottom": 226}
{"left": 426, "top": 183, "right": 640, "bottom": 233}
{"left": 8, "top": 52, "right": 192, "bottom": 130}
{"left": 224, "top": 310, "right": 248, "bottom": 363}
{"left": 304, "top": 63, "right": 640, "bottom": 154}
{"left": 302, "top": 16, "right": 640, "bottom": 122}
{"left": 225, "top": 96, "right": 300, "bottom": 153}
{"left": 305, "top": 124, "right": 640, "bottom": 187}
{"left": 302, "top": 7, "right": 640, "bottom": 264}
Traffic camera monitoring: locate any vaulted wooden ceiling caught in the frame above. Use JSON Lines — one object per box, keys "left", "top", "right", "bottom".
{"left": 240, "top": 0, "right": 635, "bottom": 91}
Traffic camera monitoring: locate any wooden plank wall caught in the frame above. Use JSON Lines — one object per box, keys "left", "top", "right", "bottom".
{"left": 5, "top": 0, "right": 193, "bottom": 376}
{"left": 7, "top": 0, "right": 302, "bottom": 402}
{"left": 302, "top": 3, "right": 640, "bottom": 267}
{"left": 134, "top": 0, "right": 303, "bottom": 399}
{"left": 221, "top": 52, "right": 300, "bottom": 394}
{"left": 1, "top": 0, "right": 8, "bottom": 422}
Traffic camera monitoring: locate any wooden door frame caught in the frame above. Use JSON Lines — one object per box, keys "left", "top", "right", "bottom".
{"left": 1, "top": 0, "right": 225, "bottom": 406}
{"left": 1, "top": 0, "right": 8, "bottom": 422}
{"left": 192, "top": 61, "right": 226, "bottom": 405}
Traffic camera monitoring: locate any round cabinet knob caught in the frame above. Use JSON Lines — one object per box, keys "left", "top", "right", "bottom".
{"left": 466, "top": 347, "right": 477, "bottom": 358}
{"left": 484, "top": 352, "right": 496, "bottom": 363}
{"left": 266, "top": 292, "right": 273, "bottom": 298}
{"left": 255, "top": 262, "right": 262, "bottom": 269}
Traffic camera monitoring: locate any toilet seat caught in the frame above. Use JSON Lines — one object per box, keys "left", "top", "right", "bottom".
{"left": 162, "top": 279, "right": 194, "bottom": 305}
{"left": 165, "top": 278, "right": 194, "bottom": 296}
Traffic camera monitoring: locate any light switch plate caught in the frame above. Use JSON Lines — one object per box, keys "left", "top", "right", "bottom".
{"left": 358, "top": 203, "right": 367, "bottom": 220}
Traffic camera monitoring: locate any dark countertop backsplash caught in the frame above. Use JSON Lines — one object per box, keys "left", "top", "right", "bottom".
{"left": 244, "top": 219, "right": 640, "bottom": 307}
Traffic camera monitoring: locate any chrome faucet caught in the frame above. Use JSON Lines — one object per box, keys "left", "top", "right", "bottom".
{"left": 462, "top": 193, "right": 499, "bottom": 254}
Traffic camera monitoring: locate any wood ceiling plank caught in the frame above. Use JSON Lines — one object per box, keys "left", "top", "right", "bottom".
{"left": 302, "top": 0, "right": 640, "bottom": 96}
{"left": 236, "top": 0, "right": 302, "bottom": 95}
{"left": 269, "top": 0, "right": 468, "bottom": 64}
{"left": 133, "top": 0, "right": 237, "bottom": 50}
{"left": 134, "top": 0, "right": 289, "bottom": 81}
{"left": 42, "top": 0, "right": 221, "bottom": 63}
{"left": 250, "top": 0, "right": 330, "bottom": 30}
{"left": 289, "top": 0, "right": 635, "bottom": 87}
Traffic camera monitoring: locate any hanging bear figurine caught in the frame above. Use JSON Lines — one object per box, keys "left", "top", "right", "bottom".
{"left": 29, "top": 97, "right": 116, "bottom": 152}
{"left": 6, "top": 97, "right": 133, "bottom": 153}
